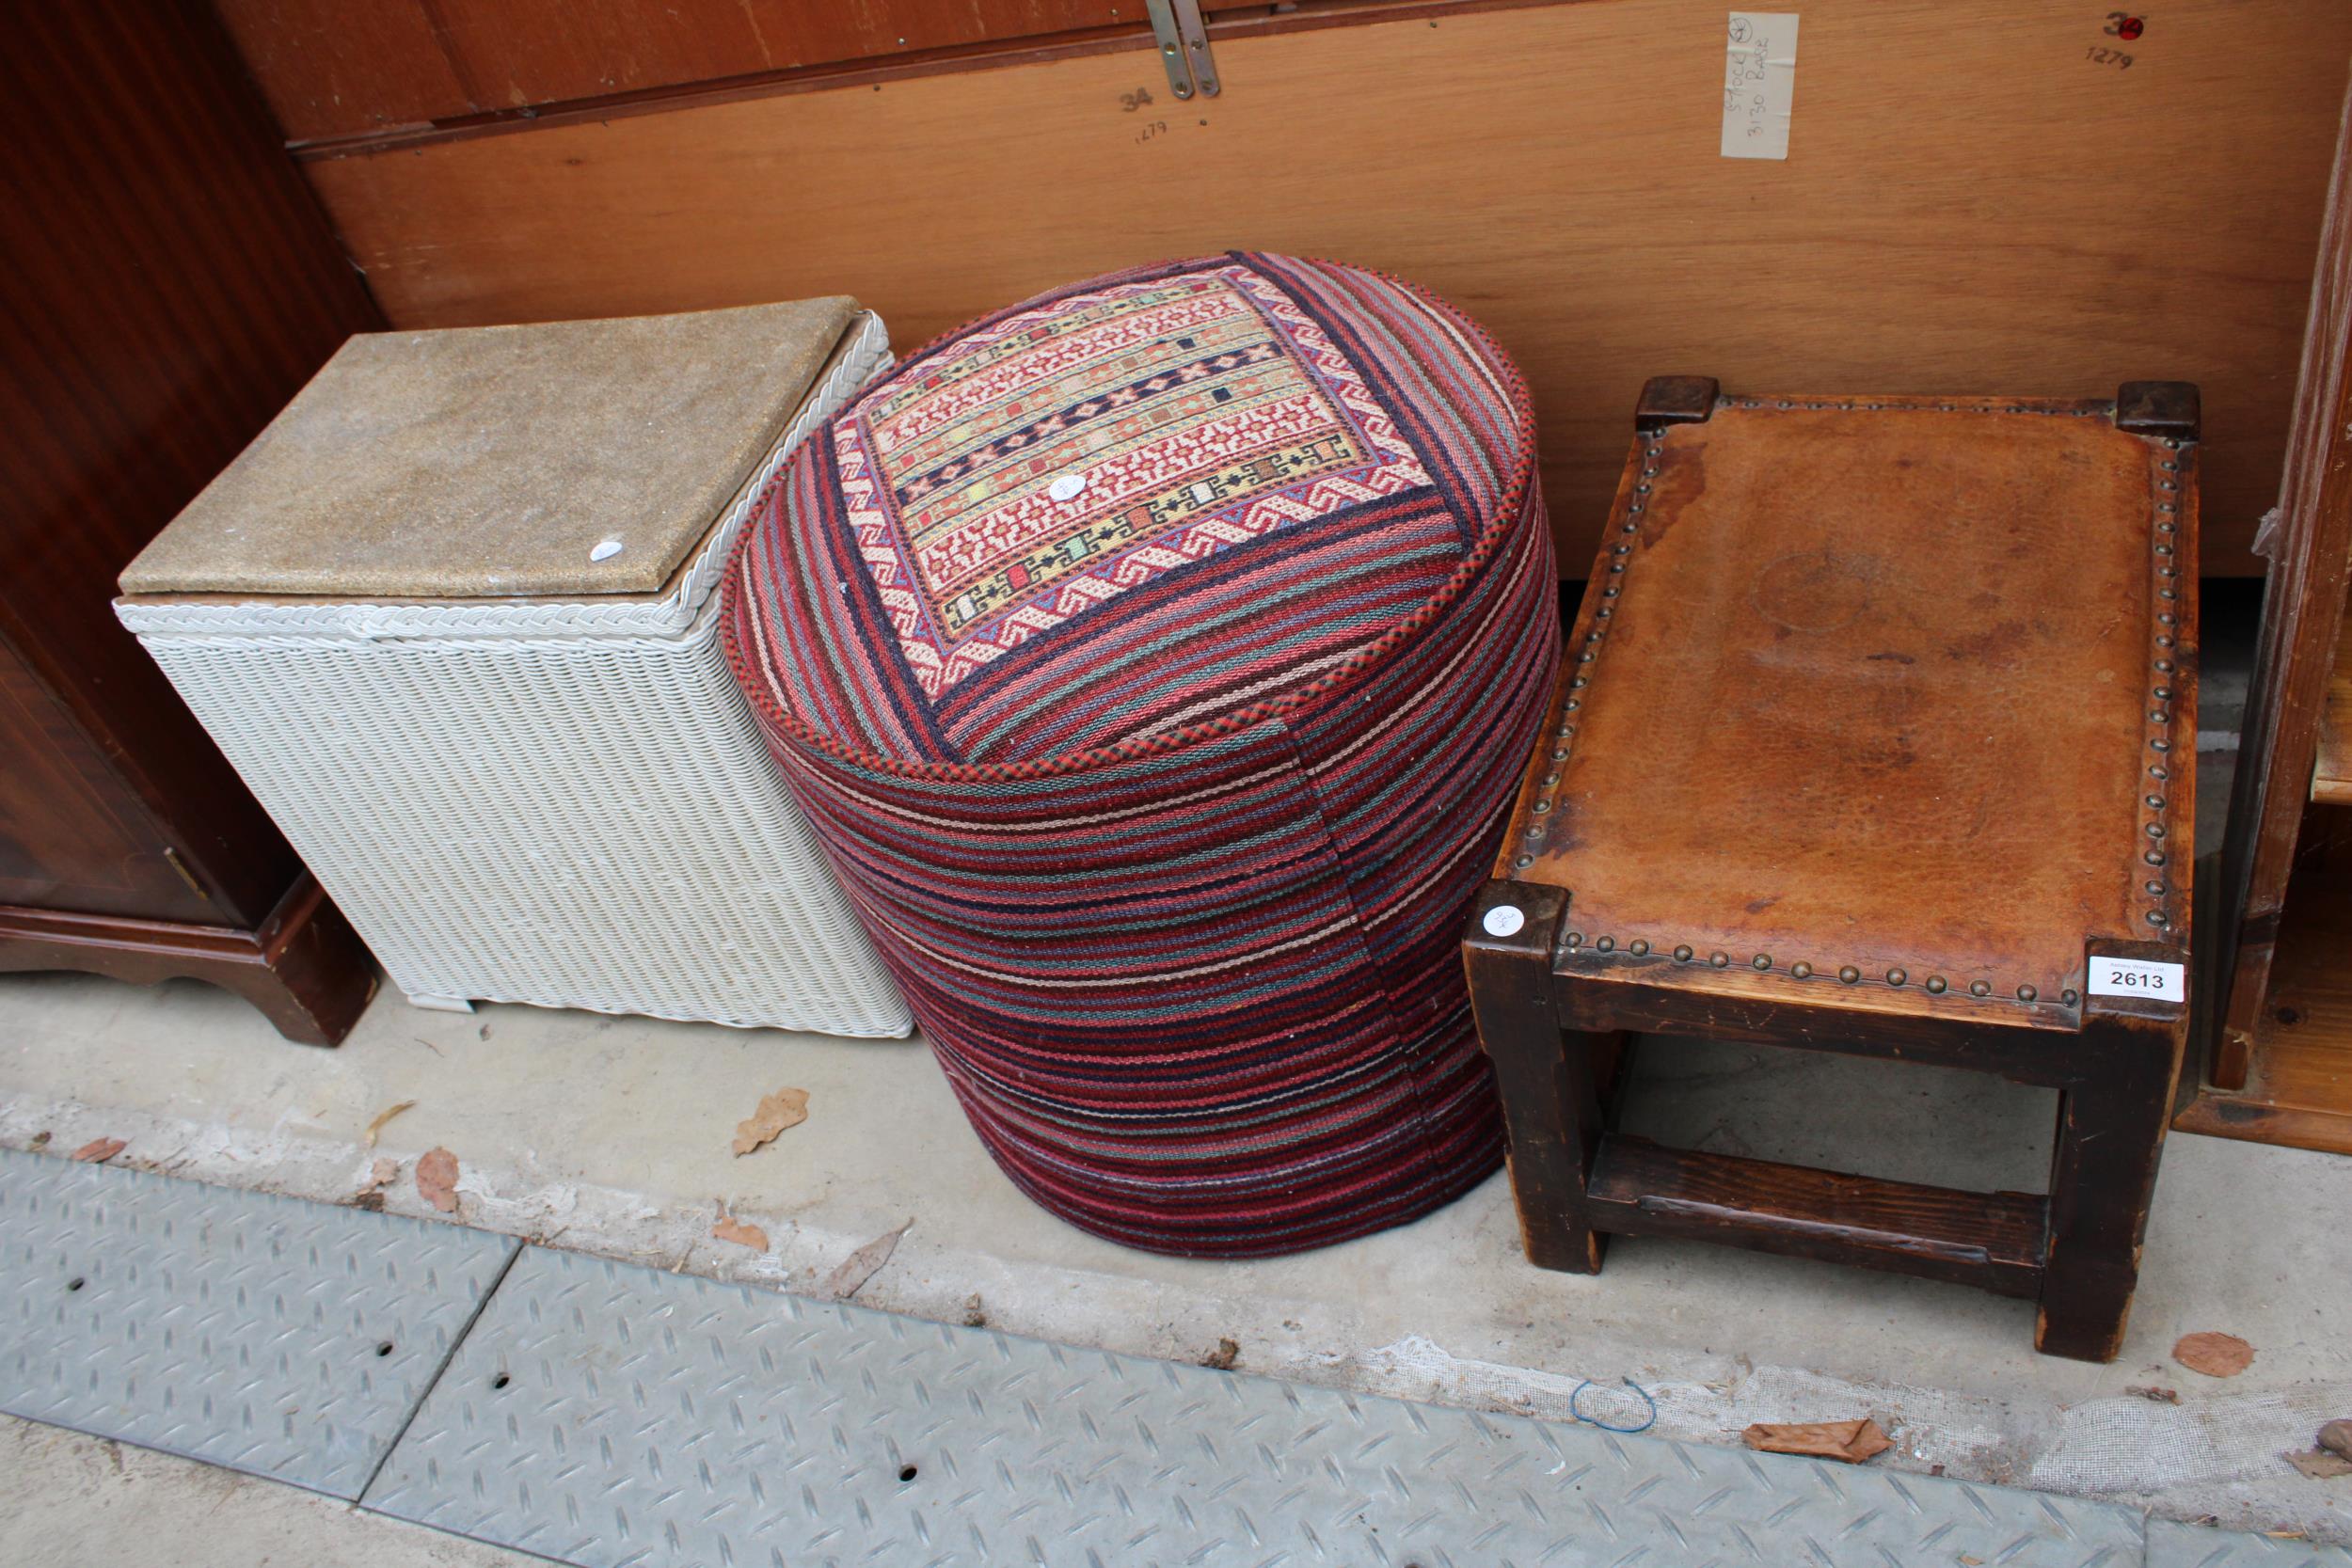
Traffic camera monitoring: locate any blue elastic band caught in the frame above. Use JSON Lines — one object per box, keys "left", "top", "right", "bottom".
{"left": 1569, "top": 1376, "right": 1658, "bottom": 1434}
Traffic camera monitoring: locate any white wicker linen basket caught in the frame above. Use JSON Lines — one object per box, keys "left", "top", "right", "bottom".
{"left": 115, "top": 305, "right": 909, "bottom": 1037}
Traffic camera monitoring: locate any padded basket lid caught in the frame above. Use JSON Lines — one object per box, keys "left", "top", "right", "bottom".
{"left": 120, "top": 297, "right": 858, "bottom": 600}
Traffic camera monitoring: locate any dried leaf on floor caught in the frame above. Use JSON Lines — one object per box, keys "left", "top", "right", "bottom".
{"left": 1201, "top": 1338, "right": 1241, "bottom": 1371}
{"left": 1740, "top": 1418, "right": 1893, "bottom": 1465}
{"left": 71, "top": 1137, "right": 126, "bottom": 1164}
{"left": 351, "top": 1157, "right": 401, "bottom": 1212}
{"left": 822, "top": 1218, "right": 912, "bottom": 1300}
{"left": 711, "top": 1209, "right": 770, "bottom": 1252}
{"left": 415, "top": 1146, "right": 460, "bottom": 1213}
{"left": 2321, "top": 1419, "right": 2352, "bottom": 1460}
{"left": 2173, "top": 1332, "right": 2255, "bottom": 1378}
{"left": 362, "top": 1100, "right": 417, "bottom": 1148}
{"left": 2287, "top": 1449, "right": 2352, "bottom": 1480}
{"left": 732, "top": 1087, "right": 811, "bottom": 1157}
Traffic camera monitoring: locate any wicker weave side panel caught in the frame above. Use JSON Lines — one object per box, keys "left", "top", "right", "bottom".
{"left": 137, "top": 610, "right": 909, "bottom": 1035}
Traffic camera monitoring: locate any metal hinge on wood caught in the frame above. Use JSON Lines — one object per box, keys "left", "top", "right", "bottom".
{"left": 161, "top": 846, "right": 211, "bottom": 902}
{"left": 1145, "top": 0, "right": 1219, "bottom": 99}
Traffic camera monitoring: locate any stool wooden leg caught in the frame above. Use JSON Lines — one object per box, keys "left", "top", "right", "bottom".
{"left": 2036, "top": 1020, "right": 2180, "bottom": 1362}
{"left": 1465, "top": 881, "right": 1609, "bottom": 1274}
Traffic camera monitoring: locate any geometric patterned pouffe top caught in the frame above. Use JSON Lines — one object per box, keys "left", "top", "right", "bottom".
{"left": 723, "top": 253, "right": 1557, "bottom": 1255}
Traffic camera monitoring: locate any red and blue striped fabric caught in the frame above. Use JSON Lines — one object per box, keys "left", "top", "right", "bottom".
{"left": 723, "top": 253, "right": 1555, "bottom": 1255}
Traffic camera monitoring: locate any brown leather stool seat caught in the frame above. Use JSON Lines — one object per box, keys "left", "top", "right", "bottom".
{"left": 1464, "top": 377, "right": 2199, "bottom": 1361}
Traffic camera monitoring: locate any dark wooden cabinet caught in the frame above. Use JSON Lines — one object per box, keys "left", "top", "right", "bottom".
{"left": 2179, "top": 88, "right": 2352, "bottom": 1151}
{"left": 0, "top": 0, "right": 379, "bottom": 1042}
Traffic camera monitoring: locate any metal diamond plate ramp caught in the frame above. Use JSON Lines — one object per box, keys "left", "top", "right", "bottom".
{"left": 2148, "top": 1520, "right": 2352, "bottom": 1568}
{"left": 369, "top": 1247, "right": 2151, "bottom": 1568}
{"left": 0, "top": 1148, "right": 517, "bottom": 1497}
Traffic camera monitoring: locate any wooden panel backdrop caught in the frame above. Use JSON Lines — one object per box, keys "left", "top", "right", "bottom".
{"left": 215, "top": 0, "right": 1136, "bottom": 141}
{"left": 213, "top": 0, "right": 1399, "bottom": 144}
{"left": 288, "top": 0, "right": 2351, "bottom": 572}
{"left": 0, "top": 0, "right": 380, "bottom": 924}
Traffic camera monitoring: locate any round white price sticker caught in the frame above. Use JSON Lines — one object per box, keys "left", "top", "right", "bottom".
{"left": 1483, "top": 905, "right": 1526, "bottom": 938}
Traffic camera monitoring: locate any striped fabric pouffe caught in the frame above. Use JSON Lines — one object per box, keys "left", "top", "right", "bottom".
{"left": 723, "top": 253, "right": 1557, "bottom": 1256}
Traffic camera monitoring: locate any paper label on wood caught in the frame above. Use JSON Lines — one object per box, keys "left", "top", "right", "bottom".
{"left": 1722, "top": 13, "right": 1799, "bottom": 160}
{"left": 2087, "top": 955, "right": 2185, "bottom": 1003}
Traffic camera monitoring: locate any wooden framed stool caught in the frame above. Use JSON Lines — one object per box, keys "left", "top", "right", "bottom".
{"left": 1464, "top": 377, "right": 2199, "bottom": 1361}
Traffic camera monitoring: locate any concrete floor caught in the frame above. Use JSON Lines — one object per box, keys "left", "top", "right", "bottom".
{"left": 7, "top": 587, "right": 2349, "bottom": 1553}
{"left": 5, "top": 941, "right": 2350, "bottom": 1547}
{"left": 0, "top": 1414, "right": 533, "bottom": 1567}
